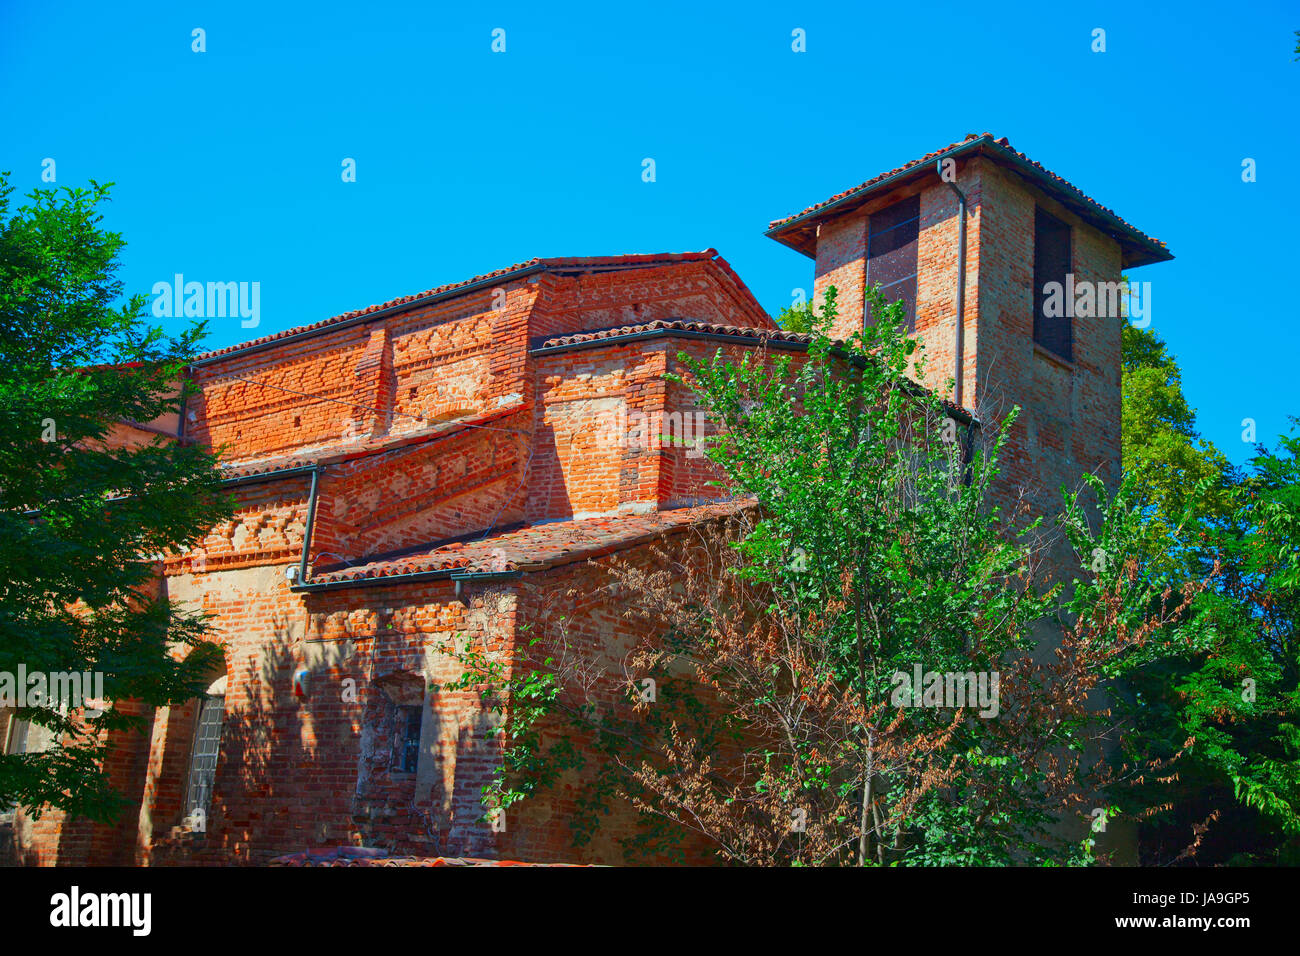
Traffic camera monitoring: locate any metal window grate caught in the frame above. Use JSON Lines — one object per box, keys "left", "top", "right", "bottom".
{"left": 185, "top": 695, "right": 225, "bottom": 818}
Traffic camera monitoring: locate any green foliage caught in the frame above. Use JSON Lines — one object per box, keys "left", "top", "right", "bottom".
{"left": 0, "top": 175, "right": 232, "bottom": 821}
{"left": 447, "top": 284, "right": 1176, "bottom": 865}
{"left": 431, "top": 630, "right": 581, "bottom": 820}
{"left": 436, "top": 620, "right": 723, "bottom": 861}
{"left": 1120, "top": 322, "right": 1232, "bottom": 577}
{"left": 773, "top": 299, "right": 824, "bottom": 335}
{"left": 676, "top": 286, "right": 1146, "bottom": 865}
{"left": 1118, "top": 321, "right": 1300, "bottom": 864}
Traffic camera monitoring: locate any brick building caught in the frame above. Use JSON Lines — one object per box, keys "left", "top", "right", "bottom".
{"left": 4, "top": 133, "right": 1171, "bottom": 865}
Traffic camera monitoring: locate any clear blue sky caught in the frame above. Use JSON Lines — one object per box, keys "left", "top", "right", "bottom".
{"left": 2, "top": 1, "right": 1295, "bottom": 465}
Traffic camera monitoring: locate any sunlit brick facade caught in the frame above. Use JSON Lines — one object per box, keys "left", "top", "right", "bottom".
{"left": 5, "top": 134, "right": 1170, "bottom": 865}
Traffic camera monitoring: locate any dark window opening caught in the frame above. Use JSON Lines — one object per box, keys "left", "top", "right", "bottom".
{"left": 1033, "top": 206, "right": 1072, "bottom": 361}
{"left": 391, "top": 704, "right": 422, "bottom": 773}
{"left": 866, "top": 194, "right": 920, "bottom": 333}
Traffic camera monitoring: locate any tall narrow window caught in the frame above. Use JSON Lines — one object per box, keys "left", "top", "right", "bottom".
{"left": 185, "top": 679, "right": 225, "bottom": 822}
{"left": 1033, "top": 206, "right": 1072, "bottom": 361}
{"left": 3, "top": 716, "right": 30, "bottom": 756}
{"left": 391, "top": 704, "right": 422, "bottom": 773}
{"left": 866, "top": 194, "right": 920, "bottom": 332}
{"left": 1, "top": 714, "right": 44, "bottom": 818}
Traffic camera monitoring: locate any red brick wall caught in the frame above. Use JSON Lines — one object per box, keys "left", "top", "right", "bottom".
{"left": 527, "top": 335, "right": 799, "bottom": 522}
{"left": 13, "top": 190, "right": 1131, "bottom": 865}
{"left": 809, "top": 156, "right": 1123, "bottom": 582}
{"left": 814, "top": 165, "right": 982, "bottom": 408}
{"left": 188, "top": 282, "right": 539, "bottom": 467}
{"left": 10, "top": 696, "right": 155, "bottom": 865}
{"left": 528, "top": 344, "right": 654, "bottom": 521}
{"left": 126, "top": 571, "right": 515, "bottom": 864}
{"left": 530, "top": 260, "right": 774, "bottom": 341}
{"left": 12, "top": 256, "right": 771, "bottom": 866}
{"left": 971, "top": 161, "right": 1123, "bottom": 576}
{"left": 320, "top": 412, "right": 530, "bottom": 563}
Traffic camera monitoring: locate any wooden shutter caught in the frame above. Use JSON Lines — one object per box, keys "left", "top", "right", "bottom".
{"left": 866, "top": 194, "right": 920, "bottom": 332}
{"left": 1033, "top": 207, "right": 1072, "bottom": 360}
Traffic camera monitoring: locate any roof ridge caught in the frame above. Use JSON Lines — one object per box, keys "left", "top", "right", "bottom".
{"left": 766, "top": 133, "right": 1170, "bottom": 264}
{"left": 193, "top": 251, "right": 724, "bottom": 364}
{"left": 533, "top": 318, "right": 811, "bottom": 350}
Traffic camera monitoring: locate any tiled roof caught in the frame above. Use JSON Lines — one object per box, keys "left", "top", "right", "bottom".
{"left": 193, "top": 251, "right": 743, "bottom": 364}
{"left": 218, "top": 403, "right": 528, "bottom": 481}
{"left": 220, "top": 457, "right": 319, "bottom": 481}
{"left": 534, "top": 318, "right": 812, "bottom": 351}
{"left": 302, "top": 499, "right": 752, "bottom": 586}
{"left": 766, "top": 133, "right": 1172, "bottom": 267}
{"left": 532, "top": 319, "right": 976, "bottom": 422}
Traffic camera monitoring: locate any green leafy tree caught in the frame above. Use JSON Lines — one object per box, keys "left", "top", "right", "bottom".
{"left": 0, "top": 176, "right": 231, "bottom": 822}
{"left": 452, "top": 286, "right": 1193, "bottom": 865}
{"left": 1117, "top": 432, "right": 1300, "bottom": 864}
{"left": 774, "top": 299, "right": 818, "bottom": 334}
{"left": 1117, "top": 323, "right": 1300, "bottom": 863}
{"left": 1120, "top": 322, "right": 1231, "bottom": 576}
{"left": 1207, "top": 432, "right": 1300, "bottom": 860}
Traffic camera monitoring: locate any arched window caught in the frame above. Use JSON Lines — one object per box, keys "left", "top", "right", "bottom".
{"left": 184, "top": 674, "right": 226, "bottom": 825}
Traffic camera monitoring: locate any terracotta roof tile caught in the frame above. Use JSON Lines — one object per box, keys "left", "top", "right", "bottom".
{"left": 193, "top": 252, "right": 729, "bottom": 364}
{"left": 534, "top": 319, "right": 811, "bottom": 350}
{"left": 767, "top": 133, "right": 1170, "bottom": 265}
{"left": 303, "top": 499, "right": 751, "bottom": 586}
